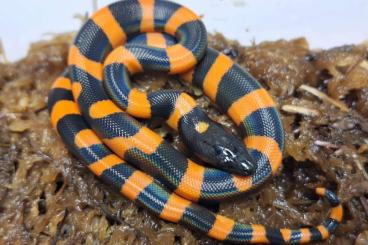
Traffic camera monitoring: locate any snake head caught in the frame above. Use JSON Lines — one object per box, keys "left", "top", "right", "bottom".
{"left": 180, "top": 113, "right": 256, "bottom": 176}
{"left": 198, "top": 127, "right": 256, "bottom": 176}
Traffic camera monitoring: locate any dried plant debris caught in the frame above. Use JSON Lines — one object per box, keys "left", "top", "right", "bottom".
{"left": 0, "top": 38, "right": 8, "bottom": 64}
{"left": 0, "top": 33, "right": 367, "bottom": 244}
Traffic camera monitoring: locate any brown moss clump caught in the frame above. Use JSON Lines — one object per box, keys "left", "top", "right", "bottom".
{"left": 0, "top": 33, "right": 367, "bottom": 244}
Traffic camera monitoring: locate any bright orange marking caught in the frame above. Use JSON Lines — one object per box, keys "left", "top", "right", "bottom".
{"left": 203, "top": 54, "right": 233, "bottom": 101}
{"left": 207, "top": 215, "right": 235, "bottom": 241}
{"left": 316, "top": 187, "right": 326, "bottom": 196}
{"left": 160, "top": 194, "right": 191, "bottom": 222}
{"left": 89, "top": 154, "right": 123, "bottom": 176}
{"left": 165, "top": 6, "right": 199, "bottom": 35}
{"left": 126, "top": 88, "right": 151, "bottom": 118}
{"left": 89, "top": 100, "right": 121, "bottom": 119}
{"left": 50, "top": 100, "right": 81, "bottom": 128}
{"left": 316, "top": 225, "right": 330, "bottom": 240}
{"left": 228, "top": 88, "right": 276, "bottom": 126}
{"left": 51, "top": 77, "right": 71, "bottom": 90}
{"left": 195, "top": 121, "right": 209, "bottom": 134}
{"left": 146, "top": 33, "right": 167, "bottom": 48}
{"left": 166, "top": 44, "right": 197, "bottom": 74}
{"left": 299, "top": 228, "right": 312, "bottom": 243}
{"left": 75, "top": 129, "right": 101, "bottom": 149}
{"left": 244, "top": 136, "right": 282, "bottom": 175}
{"left": 104, "top": 127, "right": 163, "bottom": 157}
{"left": 92, "top": 7, "right": 126, "bottom": 48}
{"left": 250, "top": 225, "right": 269, "bottom": 244}
{"left": 104, "top": 47, "right": 143, "bottom": 74}
{"left": 280, "top": 229, "right": 292, "bottom": 243}
{"left": 166, "top": 93, "right": 196, "bottom": 130}
{"left": 121, "top": 171, "right": 154, "bottom": 200}
{"left": 175, "top": 160, "right": 205, "bottom": 201}
{"left": 139, "top": 0, "right": 155, "bottom": 32}
{"left": 180, "top": 68, "right": 194, "bottom": 84}
{"left": 72, "top": 82, "right": 82, "bottom": 101}
{"left": 232, "top": 175, "right": 252, "bottom": 192}
{"left": 68, "top": 45, "right": 102, "bottom": 80}
{"left": 330, "top": 205, "right": 343, "bottom": 222}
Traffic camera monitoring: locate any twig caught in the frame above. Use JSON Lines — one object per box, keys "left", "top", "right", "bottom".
{"left": 299, "top": 85, "right": 349, "bottom": 112}
{"left": 360, "top": 196, "right": 368, "bottom": 216}
{"left": 354, "top": 160, "right": 368, "bottom": 181}
{"left": 74, "top": 12, "right": 89, "bottom": 26}
{"left": 92, "top": 0, "right": 98, "bottom": 13}
{"left": 314, "top": 140, "right": 339, "bottom": 149}
{"left": 0, "top": 38, "right": 8, "bottom": 63}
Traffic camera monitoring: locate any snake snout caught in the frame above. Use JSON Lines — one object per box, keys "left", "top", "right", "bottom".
{"left": 214, "top": 144, "right": 256, "bottom": 176}
{"left": 239, "top": 159, "right": 256, "bottom": 176}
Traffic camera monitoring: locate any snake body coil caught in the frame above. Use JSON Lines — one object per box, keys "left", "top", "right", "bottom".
{"left": 48, "top": 0, "right": 343, "bottom": 243}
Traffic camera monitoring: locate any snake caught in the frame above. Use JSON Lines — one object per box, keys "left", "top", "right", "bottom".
{"left": 48, "top": 0, "right": 343, "bottom": 243}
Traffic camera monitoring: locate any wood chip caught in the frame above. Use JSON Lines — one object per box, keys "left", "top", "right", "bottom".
{"left": 359, "top": 60, "right": 368, "bottom": 70}
{"left": 281, "top": 105, "right": 320, "bottom": 117}
{"left": 8, "top": 120, "right": 32, "bottom": 133}
{"left": 358, "top": 144, "right": 368, "bottom": 154}
{"left": 314, "top": 140, "right": 339, "bottom": 149}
